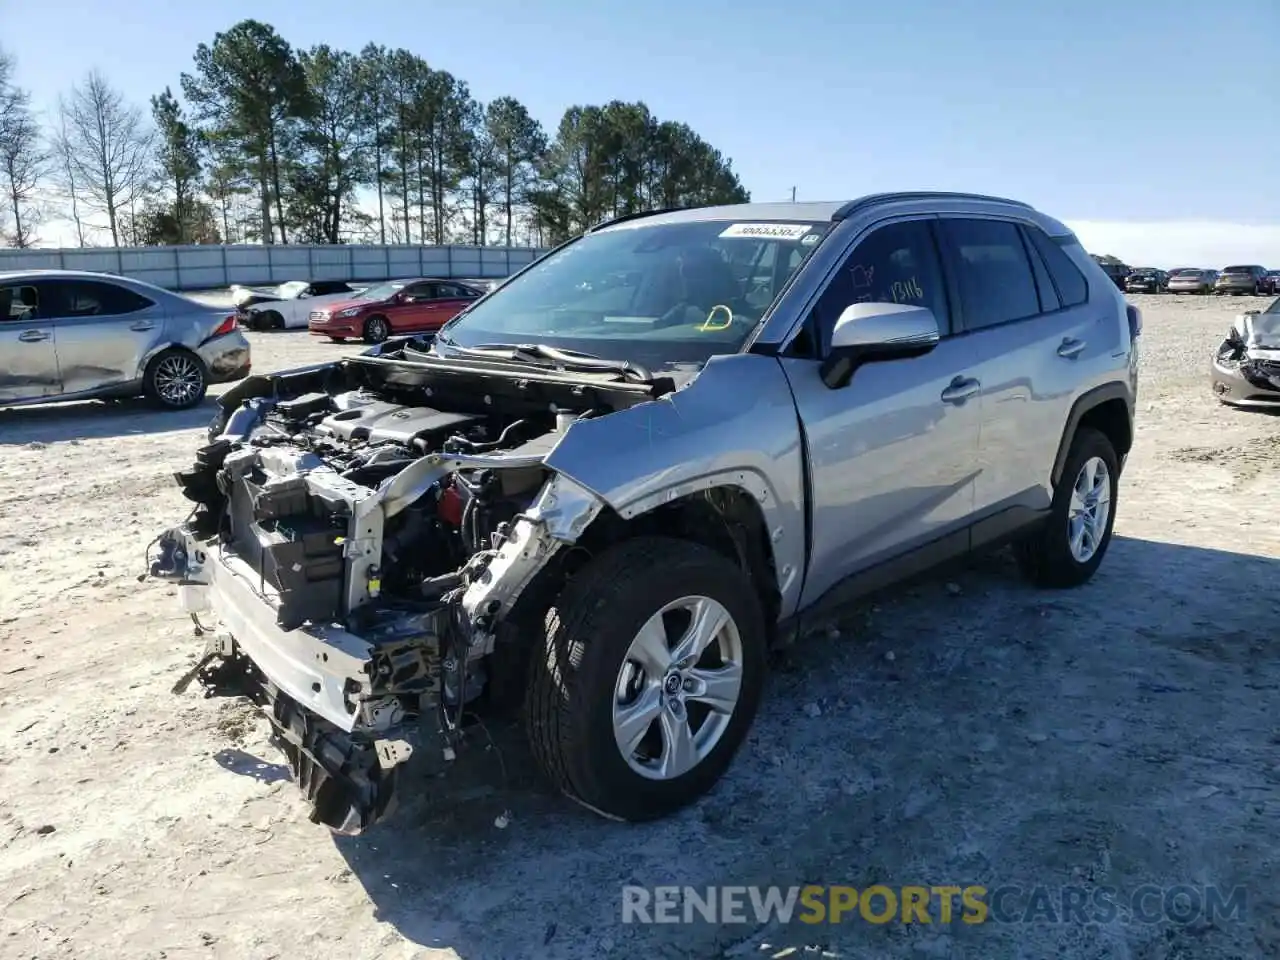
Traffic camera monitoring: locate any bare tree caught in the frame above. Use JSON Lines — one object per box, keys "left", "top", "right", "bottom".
{"left": 0, "top": 47, "right": 48, "bottom": 246}
{"left": 49, "top": 104, "right": 87, "bottom": 246}
{"left": 58, "top": 69, "right": 154, "bottom": 246}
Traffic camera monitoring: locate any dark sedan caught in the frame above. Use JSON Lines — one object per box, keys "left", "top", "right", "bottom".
{"left": 1124, "top": 268, "right": 1168, "bottom": 293}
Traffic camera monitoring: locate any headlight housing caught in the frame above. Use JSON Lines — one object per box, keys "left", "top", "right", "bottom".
{"left": 337, "top": 307, "right": 361, "bottom": 318}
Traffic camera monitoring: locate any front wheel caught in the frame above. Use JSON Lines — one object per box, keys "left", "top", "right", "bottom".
{"left": 1014, "top": 427, "right": 1119, "bottom": 588}
{"left": 143, "top": 348, "right": 208, "bottom": 410}
{"left": 362, "top": 315, "right": 390, "bottom": 344}
{"left": 525, "top": 536, "right": 766, "bottom": 821}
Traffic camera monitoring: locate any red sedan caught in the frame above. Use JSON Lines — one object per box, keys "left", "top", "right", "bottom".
{"left": 307, "top": 278, "right": 484, "bottom": 343}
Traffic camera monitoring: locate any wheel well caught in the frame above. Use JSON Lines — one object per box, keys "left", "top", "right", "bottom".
{"left": 1077, "top": 398, "right": 1131, "bottom": 460}
{"left": 144, "top": 344, "right": 204, "bottom": 376}
{"left": 487, "top": 485, "right": 783, "bottom": 709}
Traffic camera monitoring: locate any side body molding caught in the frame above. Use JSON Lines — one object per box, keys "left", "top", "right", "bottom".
{"left": 543, "top": 353, "right": 809, "bottom": 618}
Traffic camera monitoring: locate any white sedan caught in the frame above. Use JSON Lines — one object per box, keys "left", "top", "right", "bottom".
{"left": 231, "top": 280, "right": 367, "bottom": 330}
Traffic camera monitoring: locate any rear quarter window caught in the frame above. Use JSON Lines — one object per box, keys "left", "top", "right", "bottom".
{"left": 1024, "top": 227, "right": 1089, "bottom": 307}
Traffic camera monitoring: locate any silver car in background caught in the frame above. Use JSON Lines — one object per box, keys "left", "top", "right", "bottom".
{"left": 1167, "top": 268, "right": 1217, "bottom": 294}
{"left": 0, "top": 269, "right": 251, "bottom": 410}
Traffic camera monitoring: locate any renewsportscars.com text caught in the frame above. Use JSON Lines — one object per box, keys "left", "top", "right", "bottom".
{"left": 621, "top": 884, "right": 1247, "bottom": 926}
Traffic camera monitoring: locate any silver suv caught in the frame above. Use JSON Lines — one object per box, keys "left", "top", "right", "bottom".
{"left": 149, "top": 193, "right": 1139, "bottom": 833}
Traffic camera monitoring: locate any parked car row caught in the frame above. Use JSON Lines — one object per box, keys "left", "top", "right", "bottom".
{"left": 233, "top": 275, "right": 498, "bottom": 341}
{"left": 1117, "top": 264, "right": 1278, "bottom": 296}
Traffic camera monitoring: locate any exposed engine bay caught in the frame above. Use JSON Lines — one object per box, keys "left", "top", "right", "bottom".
{"left": 148, "top": 341, "right": 676, "bottom": 833}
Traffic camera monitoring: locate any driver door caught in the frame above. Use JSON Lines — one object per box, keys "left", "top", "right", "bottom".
{"left": 0, "top": 281, "right": 60, "bottom": 401}
{"left": 775, "top": 217, "right": 983, "bottom": 607}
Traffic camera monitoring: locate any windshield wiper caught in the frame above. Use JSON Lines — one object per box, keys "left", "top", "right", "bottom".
{"left": 435, "top": 340, "right": 654, "bottom": 381}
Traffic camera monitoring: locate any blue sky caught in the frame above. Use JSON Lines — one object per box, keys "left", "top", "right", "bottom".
{"left": 3, "top": 0, "right": 1278, "bottom": 263}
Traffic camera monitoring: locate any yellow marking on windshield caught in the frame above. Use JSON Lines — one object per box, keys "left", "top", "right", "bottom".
{"left": 700, "top": 304, "right": 734, "bottom": 331}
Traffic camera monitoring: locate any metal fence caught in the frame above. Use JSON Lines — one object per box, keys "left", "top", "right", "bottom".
{"left": 0, "top": 243, "right": 553, "bottom": 291}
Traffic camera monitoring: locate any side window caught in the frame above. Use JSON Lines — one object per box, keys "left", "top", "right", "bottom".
{"left": 1019, "top": 226, "right": 1060, "bottom": 313}
{"left": 58, "top": 280, "right": 154, "bottom": 317}
{"left": 939, "top": 219, "right": 1041, "bottom": 330}
{"left": 1024, "top": 226, "right": 1089, "bottom": 307}
{"left": 0, "top": 283, "right": 40, "bottom": 321}
{"left": 810, "top": 219, "right": 950, "bottom": 353}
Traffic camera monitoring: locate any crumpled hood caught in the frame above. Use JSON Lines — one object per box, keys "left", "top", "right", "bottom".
{"left": 1235, "top": 308, "right": 1280, "bottom": 348}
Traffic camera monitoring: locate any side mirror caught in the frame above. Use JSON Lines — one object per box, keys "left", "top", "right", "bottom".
{"left": 820, "top": 302, "right": 940, "bottom": 389}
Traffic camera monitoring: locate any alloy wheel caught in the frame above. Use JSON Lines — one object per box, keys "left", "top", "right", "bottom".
{"left": 1068, "top": 456, "right": 1111, "bottom": 563}
{"left": 153, "top": 354, "right": 203, "bottom": 407}
{"left": 612, "top": 595, "right": 744, "bottom": 781}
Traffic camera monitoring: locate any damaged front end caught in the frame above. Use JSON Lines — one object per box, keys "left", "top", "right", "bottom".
{"left": 148, "top": 343, "right": 666, "bottom": 833}
{"left": 1210, "top": 304, "right": 1280, "bottom": 408}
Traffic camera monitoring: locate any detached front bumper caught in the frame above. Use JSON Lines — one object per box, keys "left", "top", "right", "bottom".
{"left": 149, "top": 525, "right": 427, "bottom": 833}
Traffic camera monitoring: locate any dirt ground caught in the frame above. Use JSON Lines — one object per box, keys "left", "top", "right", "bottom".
{"left": 1, "top": 293, "right": 1277, "bottom": 960}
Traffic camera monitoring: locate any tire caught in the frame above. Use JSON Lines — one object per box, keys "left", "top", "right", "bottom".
{"left": 525, "top": 536, "right": 767, "bottom": 821}
{"left": 1015, "top": 427, "right": 1119, "bottom": 588}
{"left": 260, "top": 310, "right": 284, "bottom": 331}
{"left": 362, "top": 315, "right": 391, "bottom": 344}
{"left": 143, "top": 348, "right": 208, "bottom": 410}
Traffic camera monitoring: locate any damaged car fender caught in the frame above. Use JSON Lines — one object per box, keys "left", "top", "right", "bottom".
{"left": 542, "top": 352, "right": 809, "bottom": 618}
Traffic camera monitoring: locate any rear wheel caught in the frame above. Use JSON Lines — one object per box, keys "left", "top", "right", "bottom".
{"left": 143, "top": 348, "right": 208, "bottom": 410}
{"left": 525, "top": 536, "right": 766, "bottom": 821}
{"left": 259, "top": 310, "right": 284, "bottom": 331}
{"left": 1015, "top": 427, "right": 1119, "bottom": 588}
{"left": 363, "top": 315, "right": 390, "bottom": 344}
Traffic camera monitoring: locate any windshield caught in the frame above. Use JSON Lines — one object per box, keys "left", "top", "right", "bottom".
{"left": 357, "top": 281, "right": 407, "bottom": 301}
{"left": 1172, "top": 269, "right": 1201, "bottom": 276}
{"left": 1222, "top": 266, "right": 1252, "bottom": 274}
{"left": 433, "top": 218, "right": 828, "bottom": 369}
{"left": 276, "top": 280, "right": 308, "bottom": 299}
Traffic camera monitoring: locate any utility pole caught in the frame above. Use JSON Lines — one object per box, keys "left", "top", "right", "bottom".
{"left": 790, "top": 187, "right": 797, "bottom": 202}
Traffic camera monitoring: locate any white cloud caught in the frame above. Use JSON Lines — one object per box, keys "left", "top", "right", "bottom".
{"left": 1065, "top": 220, "right": 1280, "bottom": 269}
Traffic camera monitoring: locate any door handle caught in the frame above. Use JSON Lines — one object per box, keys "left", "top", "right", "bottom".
{"left": 17, "top": 329, "right": 49, "bottom": 342}
{"left": 1057, "top": 337, "right": 1086, "bottom": 359}
{"left": 129, "top": 321, "right": 155, "bottom": 331}
{"left": 940, "top": 376, "right": 980, "bottom": 404}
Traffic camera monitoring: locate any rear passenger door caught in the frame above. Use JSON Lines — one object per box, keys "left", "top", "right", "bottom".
{"left": 44, "top": 279, "right": 164, "bottom": 395}
{"left": 935, "top": 217, "right": 1097, "bottom": 521}
{"left": 431, "top": 283, "right": 480, "bottom": 326}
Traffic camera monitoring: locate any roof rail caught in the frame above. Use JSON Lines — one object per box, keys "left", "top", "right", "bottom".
{"left": 586, "top": 207, "right": 689, "bottom": 233}
{"left": 832, "top": 192, "right": 1034, "bottom": 221}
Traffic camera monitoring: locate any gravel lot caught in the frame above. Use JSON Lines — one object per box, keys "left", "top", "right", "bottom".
{"left": 1, "top": 294, "right": 1277, "bottom": 960}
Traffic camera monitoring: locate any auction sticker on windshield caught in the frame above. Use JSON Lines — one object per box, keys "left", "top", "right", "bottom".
{"left": 719, "top": 223, "right": 814, "bottom": 240}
